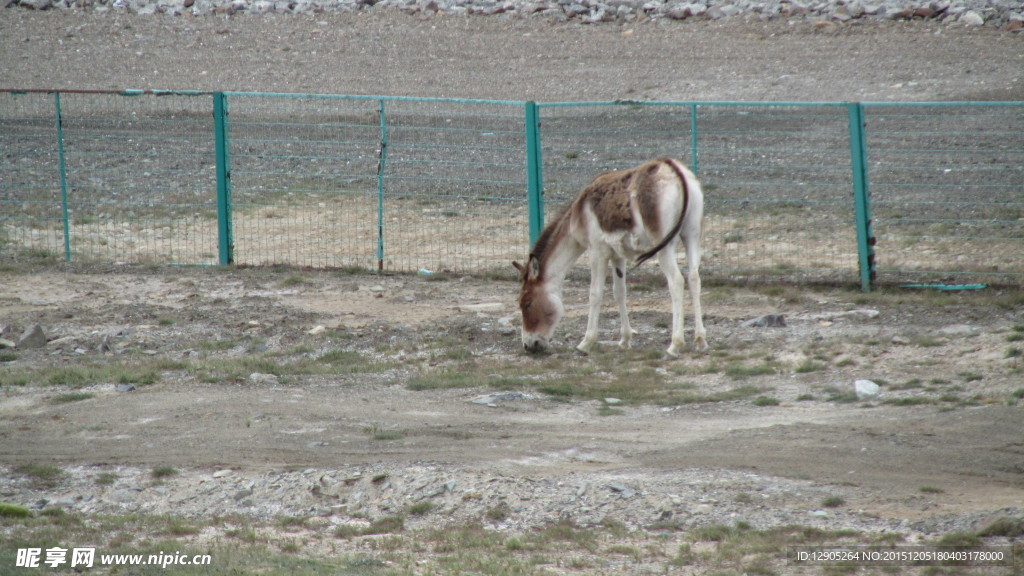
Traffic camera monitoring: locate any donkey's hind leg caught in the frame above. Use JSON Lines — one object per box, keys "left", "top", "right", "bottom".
{"left": 683, "top": 226, "right": 708, "bottom": 351}
{"left": 611, "top": 257, "right": 636, "bottom": 349}
{"left": 658, "top": 247, "right": 688, "bottom": 358}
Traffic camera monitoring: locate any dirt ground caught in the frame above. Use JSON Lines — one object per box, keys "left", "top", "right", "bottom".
{"left": 1, "top": 264, "right": 1022, "bottom": 541}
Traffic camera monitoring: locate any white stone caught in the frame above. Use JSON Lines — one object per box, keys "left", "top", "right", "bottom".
{"left": 854, "top": 379, "right": 880, "bottom": 399}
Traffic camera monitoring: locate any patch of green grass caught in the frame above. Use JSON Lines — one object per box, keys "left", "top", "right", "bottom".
{"left": 362, "top": 515, "right": 404, "bottom": 535}
{"left": 2, "top": 361, "right": 172, "bottom": 389}
{"left": 882, "top": 397, "right": 933, "bottom": 406}
{"left": 363, "top": 425, "right": 404, "bottom": 441}
{"left": 407, "top": 501, "right": 434, "bottom": 516}
{"left": 407, "top": 368, "right": 484, "bottom": 391}
{"left": 46, "top": 367, "right": 95, "bottom": 386}
{"left": 908, "top": 334, "right": 946, "bottom": 347}
{"left": 14, "top": 464, "right": 66, "bottom": 490}
{"left": 278, "top": 275, "right": 307, "bottom": 287}
{"left": 50, "top": 391, "right": 95, "bottom": 404}
{"left": 0, "top": 503, "right": 31, "bottom": 518}
{"left": 484, "top": 502, "right": 511, "bottom": 523}
{"left": 795, "top": 360, "right": 828, "bottom": 374}
{"left": 823, "top": 385, "right": 858, "bottom": 403}
{"left": 724, "top": 362, "right": 779, "bottom": 380}
{"left": 919, "top": 486, "right": 944, "bottom": 494}
{"left": 935, "top": 532, "right": 982, "bottom": 548}
{"left": 752, "top": 396, "right": 780, "bottom": 407}
{"left": 821, "top": 495, "right": 846, "bottom": 508}
{"left": 151, "top": 466, "right": 178, "bottom": 480}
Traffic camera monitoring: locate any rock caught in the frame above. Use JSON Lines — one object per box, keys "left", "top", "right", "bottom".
{"left": 307, "top": 325, "right": 326, "bottom": 335}
{"left": 250, "top": 372, "right": 280, "bottom": 385}
{"left": 2, "top": 0, "right": 1019, "bottom": 26}
{"left": 835, "top": 309, "right": 879, "bottom": 321}
{"left": 854, "top": 379, "right": 880, "bottom": 399}
{"left": 741, "top": 314, "right": 787, "bottom": 328}
{"left": 472, "top": 391, "right": 536, "bottom": 405}
{"left": 116, "top": 384, "right": 136, "bottom": 392}
{"left": 606, "top": 482, "right": 636, "bottom": 497}
{"left": 937, "top": 324, "right": 976, "bottom": 336}
{"left": 959, "top": 10, "right": 984, "bottom": 25}
{"left": 459, "top": 303, "right": 505, "bottom": 314}
{"left": 212, "top": 469, "right": 234, "bottom": 478}
{"left": 16, "top": 324, "right": 47, "bottom": 349}
{"left": 0, "top": 338, "right": 15, "bottom": 350}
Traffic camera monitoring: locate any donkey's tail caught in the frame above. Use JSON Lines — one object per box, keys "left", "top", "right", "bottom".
{"left": 634, "top": 158, "right": 689, "bottom": 267}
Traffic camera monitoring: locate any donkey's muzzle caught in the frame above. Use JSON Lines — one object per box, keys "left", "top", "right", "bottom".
{"left": 522, "top": 336, "right": 548, "bottom": 354}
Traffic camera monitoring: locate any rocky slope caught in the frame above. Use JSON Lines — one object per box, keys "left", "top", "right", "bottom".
{"left": 5, "top": 0, "right": 1023, "bottom": 30}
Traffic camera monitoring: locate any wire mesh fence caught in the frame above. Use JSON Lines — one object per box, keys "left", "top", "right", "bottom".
{"left": 536, "top": 102, "right": 860, "bottom": 285}
{"left": 1, "top": 91, "right": 218, "bottom": 265}
{"left": 2, "top": 90, "right": 1021, "bottom": 288}
{"left": 863, "top": 103, "right": 1024, "bottom": 286}
{"left": 223, "top": 94, "right": 529, "bottom": 272}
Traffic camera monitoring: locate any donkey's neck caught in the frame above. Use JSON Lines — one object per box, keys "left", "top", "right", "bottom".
{"left": 537, "top": 221, "right": 585, "bottom": 289}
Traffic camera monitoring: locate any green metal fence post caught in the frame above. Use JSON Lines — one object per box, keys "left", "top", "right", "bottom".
{"left": 54, "top": 92, "right": 72, "bottom": 262}
{"left": 213, "top": 92, "right": 233, "bottom": 265}
{"left": 376, "top": 99, "right": 388, "bottom": 272}
{"left": 525, "top": 101, "right": 544, "bottom": 247}
{"left": 848, "top": 102, "right": 876, "bottom": 292}
{"left": 690, "top": 104, "right": 699, "bottom": 174}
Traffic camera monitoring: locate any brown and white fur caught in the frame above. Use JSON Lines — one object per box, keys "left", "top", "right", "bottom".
{"left": 513, "top": 158, "right": 706, "bottom": 357}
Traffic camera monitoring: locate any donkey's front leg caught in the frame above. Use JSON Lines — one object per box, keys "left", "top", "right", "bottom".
{"left": 611, "top": 258, "right": 636, "bottom": 349}
{"left": 577, "top": 255, "right": 608, "bottom": 354}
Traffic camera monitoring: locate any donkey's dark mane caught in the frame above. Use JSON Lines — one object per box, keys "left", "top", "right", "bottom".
{"left": 528, "top": 202, "right": 574, "bottom": 272}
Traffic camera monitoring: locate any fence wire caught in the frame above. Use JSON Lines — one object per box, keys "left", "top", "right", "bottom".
{"left": 2, "top": 91, "right": 1021, "bottom": 287}
{"left": 1, "top": 91, "right": 218, "bottom": 265}
{"left": 226, "top": 94, "right": 382, "bottom": 269}
{"left": 1, "top": 92, "right": 62, "bottom": 260}
{"left": 864, "top": 103, "right": 1024, "bottom": 285}
{"left": 537, "top": 102, "right": 859, "bottom": 284}
{"left": 224, "top": 95, "right": 528, "bottom": 272}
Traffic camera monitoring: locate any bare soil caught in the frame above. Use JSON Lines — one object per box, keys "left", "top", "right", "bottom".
{"left": 1, "top": 265, "right": 1022, "bottom": 540}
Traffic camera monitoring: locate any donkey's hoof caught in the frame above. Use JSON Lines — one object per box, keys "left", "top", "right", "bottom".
{"left": 694, "top": 335, "right": 709, "bottom": 352}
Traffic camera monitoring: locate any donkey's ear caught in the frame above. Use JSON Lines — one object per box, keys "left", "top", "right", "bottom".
{"left": 527, "top": 255, "right": 541, "bottom": 280}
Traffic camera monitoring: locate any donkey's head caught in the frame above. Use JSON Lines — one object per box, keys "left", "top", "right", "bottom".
{"left": 513, "top": 255, "right": 564, "bottom": 354}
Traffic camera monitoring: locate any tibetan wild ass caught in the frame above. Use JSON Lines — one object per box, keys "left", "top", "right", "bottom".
{"left": 513, "top": 157, "right": 706, "bottom": 357}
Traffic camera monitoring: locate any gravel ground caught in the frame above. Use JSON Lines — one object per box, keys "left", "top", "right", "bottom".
{"left": 1, "top": 9, "right": 1022, "bottom": 102}
{"left": 2, "top": 265, "right": 1023, "bottom": 574}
